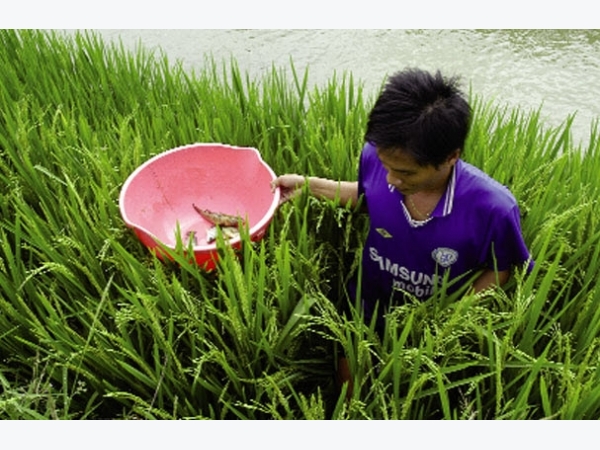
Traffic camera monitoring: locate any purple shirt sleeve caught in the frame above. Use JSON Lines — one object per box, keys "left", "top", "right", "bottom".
{"left": 481, "top": 203, "right": 532, "bottom": 272}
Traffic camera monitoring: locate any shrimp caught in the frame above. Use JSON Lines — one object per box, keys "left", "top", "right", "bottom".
{"left": 192, "top": 204, "right": 244, "bottom": 227}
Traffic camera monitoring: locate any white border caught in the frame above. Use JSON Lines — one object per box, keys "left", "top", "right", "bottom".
{"left": 2, "top": 2, "right": 598, "bottom": 28}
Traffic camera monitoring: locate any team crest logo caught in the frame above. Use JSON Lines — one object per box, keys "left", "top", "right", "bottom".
{"left": 432, "top": 247, "right": 458, "bottom": 267}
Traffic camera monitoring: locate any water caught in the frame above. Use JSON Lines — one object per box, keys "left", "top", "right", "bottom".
{"left": 66, "top": 29, "right": 600, "bottom": 145}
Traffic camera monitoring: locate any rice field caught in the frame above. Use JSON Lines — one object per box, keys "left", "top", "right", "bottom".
{"left": 1, "top": 29, "right": 600, "bottom": 420}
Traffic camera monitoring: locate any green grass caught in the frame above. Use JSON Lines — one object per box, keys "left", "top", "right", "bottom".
{"left": 1, "top": 29, "right": 600, "bottom": 419}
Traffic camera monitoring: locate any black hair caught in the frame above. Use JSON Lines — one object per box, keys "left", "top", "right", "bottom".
{"left": 364, "top": 68, "right": 471, "bottom": 167}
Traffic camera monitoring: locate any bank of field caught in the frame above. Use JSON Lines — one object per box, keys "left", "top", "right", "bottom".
{"left": 1, "top": 29, "right": 600, "bottom": 419}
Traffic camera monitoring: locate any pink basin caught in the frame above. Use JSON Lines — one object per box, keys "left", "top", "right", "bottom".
{"left": 119, "top": 143, "right": 280, "bottom": 269}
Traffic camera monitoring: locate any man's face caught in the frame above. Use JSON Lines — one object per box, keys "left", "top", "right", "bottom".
{"left": 376, "top": 148, "right": 458, "bottom": 196}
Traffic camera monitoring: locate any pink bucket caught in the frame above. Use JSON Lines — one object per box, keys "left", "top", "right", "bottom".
{"left": 119, "top": 143, "right": 280, "bottom": 269}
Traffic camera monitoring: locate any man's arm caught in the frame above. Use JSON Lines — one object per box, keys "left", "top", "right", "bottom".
{"left": 306, "top": 177, "right": 359, "bottom": 207}
{"left": 272, "top": 174, "right": 359, "bottom": 207}
{"left": 471, "top": 269, "right": 510, "bottom": 294}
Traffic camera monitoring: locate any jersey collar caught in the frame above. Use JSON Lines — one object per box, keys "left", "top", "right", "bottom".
{"left": 398, "top": 161, "right": 458, "bottom": 228}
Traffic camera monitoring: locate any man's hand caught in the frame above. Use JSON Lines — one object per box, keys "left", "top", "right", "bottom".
{"left": 271, "top": 174, "right": 306, "bottom": 205}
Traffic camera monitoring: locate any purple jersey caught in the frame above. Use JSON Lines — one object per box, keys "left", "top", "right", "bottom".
{"left": 356, "top": 142, "right": 531, "bottom": 317}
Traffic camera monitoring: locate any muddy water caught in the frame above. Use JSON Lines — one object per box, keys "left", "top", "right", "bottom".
{"left": 67, "top": 29, "right": 600, "bottom": 144}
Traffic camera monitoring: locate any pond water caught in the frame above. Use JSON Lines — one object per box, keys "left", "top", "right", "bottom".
{"left": 65, "top": 29, "right": 600, "bottom": 145}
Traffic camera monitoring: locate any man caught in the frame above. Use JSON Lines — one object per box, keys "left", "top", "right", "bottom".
{"left": 272, "top": 68, "right": 532, "bottom": 393}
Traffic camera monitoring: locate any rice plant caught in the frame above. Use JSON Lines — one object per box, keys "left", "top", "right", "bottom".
{"left": 1, "top": 29, "right": 600, "bottom": 419}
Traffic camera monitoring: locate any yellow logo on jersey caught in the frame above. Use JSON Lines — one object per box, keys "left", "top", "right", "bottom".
{"left": 376, "top": 228, "right": 393, "bottom": 239}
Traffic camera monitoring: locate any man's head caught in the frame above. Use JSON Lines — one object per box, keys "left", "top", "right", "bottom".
{"left": 364, "top": 68, "right": 471, "bottom": 168}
